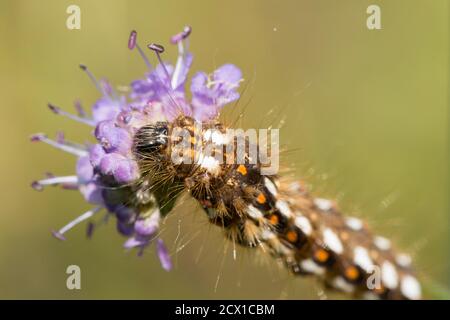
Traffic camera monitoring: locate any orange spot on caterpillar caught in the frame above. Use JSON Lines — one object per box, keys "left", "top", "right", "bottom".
{"left": 256, "top": 192, "right": 266, "bottom": 204}
{"left": 269, "top": 214, "right": 279, "bottom": 225}
{"left": 237, "top": 164, "right": 247, "bottom": 175}
{"left": 344, "top": 266, "right": 360, "bottom": 281}
{"left": 286, "top": 230, "right": 298, "bottom": 243}
{"left": 314, "top": 249, "right": 329, "bottom": 263}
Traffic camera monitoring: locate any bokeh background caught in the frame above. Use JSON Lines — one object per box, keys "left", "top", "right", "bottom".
{"left": 0, "top": 0, "right": 448, "bottom": 299}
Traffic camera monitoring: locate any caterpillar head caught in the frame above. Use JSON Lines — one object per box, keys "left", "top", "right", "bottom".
{"left": 133, "top": 122, "right": 169, "bottom": 158}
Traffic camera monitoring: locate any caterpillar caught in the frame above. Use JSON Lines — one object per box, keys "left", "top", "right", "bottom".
{"left": 31, "top": 27, "right": 422, "bottom": 300}
{"left": 130, "top": 115, "right": 421, "bottom": 300}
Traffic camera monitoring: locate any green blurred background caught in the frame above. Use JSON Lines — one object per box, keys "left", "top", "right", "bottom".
{"left": 0, "top": 0, "right": 448, "bottom": 299}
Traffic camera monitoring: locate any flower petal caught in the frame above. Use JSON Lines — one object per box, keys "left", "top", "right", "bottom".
{"left": 95, "top": 120, "right": 132, "bottom": 155}
{"left": 76, "top": 156, "right": 94, "bottom": 183}
{"left": 79, "top": 182, "right": 103, "bottom": 204}
{"left": 134, "top": 209, "right": 160, "bottom": 237}
{"left": 213, "top": 64, "right": 242, "bottom": 86}
{"left": 156, "top": 238, "right": 172, "bottom": 271}
{"left": 117, "top": 220, "right": 134, "bottom": 236}
{"left": 124, "top": 236, "right": 148, "bottom": 249}
{"left": 92, "top": 97, "right": 124, "bottom": 123}
{"left": 190, "top": 64, "right": 243, "bottom": 120}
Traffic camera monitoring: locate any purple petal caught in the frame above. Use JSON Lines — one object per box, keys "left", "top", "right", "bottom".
{"left": 76, "top": 156, "right": 94, "bottom": 183}
{"left": 131, "top": 77, "right": 154, "bottom": 96}
{"left": 114, "top": 206, "right": 136, "bottom": 222}
{"left": 92, "top": 97, "right": 123, "bottom": 123}
{"left": 94, "top": 120, "right": 116, "bottom": 141}
{"left": 190, "top": 72, "right": 208, "bottom": 94}
{"left": 113, "top": 159, "right": 139, "bottom": 184}
{"left": 189, "top": 65, "right": 242, "bottom": 121}
{"left": 95, "top": 120, "right": 132, "bottom": 155}
{"left": 192, "top": 103, "right": 220, "bottom": 122}
{"left": 134, "top": 210, "right": 160, "bottom": 237}
{"left": 156, "top": 239, "right": 172, "bottom": 271}
{"left": 117, "top": 220, "right": 134, "bottom": 236}
{"left": 89, "top": 144, "right": 106, "bottom": 168}
{"left": 99, "top": 153, "right": 124, "bottom": 176}
{"left": 213, "top": 64, "right": 242, "bottom": 85}
{"left": 98, "top": 153, "right": 138, "bottom": 184}
{"left": 79, "top": 182, "right": 104, "bottom": 205}
{"left": 124, "top": 236, "right": 148, "bottom": 249}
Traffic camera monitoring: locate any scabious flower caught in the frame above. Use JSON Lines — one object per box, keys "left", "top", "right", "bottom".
{"left": 31, "top": 27, "right": 243, "bottom": 271}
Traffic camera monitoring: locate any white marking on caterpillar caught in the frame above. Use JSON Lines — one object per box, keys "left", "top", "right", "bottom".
{"left": 204, "top": 129, "right": 229, "bottom": 145}
{"left": 400, "top": 275, "right": 421, "bottom": 300}
{"left": 353, "top": 246, "right": 373, "bottom": 272}
{"left": 294, "top": 215, "right": 312, "bottom": 236}
{"left": 345, "top": 217, "right": 363, "bottom": 231}
{"left": 264, "top": 177, "right": 278, "bottom": 197}
{"left": 323, "top": 228, "right": 344, "bottom": 254}
{"left": 203, "top": 129, "right": 212, "bottom": 141}
{"left": 197, "top": 154, "right": 221, "bottom": 175}
{"left": 211, "top": 131, "right": 229, "bottom": 145}
{"left": 374, "top": 236, "right": 391, "bottom": 251}
{"left": 300, "top": 259, "right": 325, "bottom": 275}
{"left": 381, "top": 261, "right": 399, "bottom": 289}
{"left": 314, "top": 198, "right": 333, "bottom": 211}
{"left": 396, "top": 253, "right": 412, "bottom": 268}
{"left": 247, "top": 205, "right": 264, "bottom": 220}
{"left": 276, "top": 200, "right": 293, "bottom": 218}
{"left": 331, "top": 277, "right": 354, "bottom": 293}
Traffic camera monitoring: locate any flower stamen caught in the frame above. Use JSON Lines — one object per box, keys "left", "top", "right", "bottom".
{"left": 31, "top": 175, "right": 78, "bottom": 191}
{"left": 79, "top": 64, "right": 108, "bottom": 97}
{"left": 171, "top": 26, "right": 192, "bottom": 90}
{"left": 52, "top": 207, "right": 102, "bottom": 241}
{"left": 74, "top": 99, "right": 86, "bottom": 117}
{"left": 170, "top": 26, "right": 192, "bottom": 44}
{"left": 48, "top": 103, "right": 96, "bottom": 126}
{"left": 128, "top": 30, "right": 152, "bottom": 71}
{"left": 147, "top": 42, "right": 185, "bottom": 115}
{"left": 147, "top": 43, "right": 172, "bottom": 83}
{"left": 30, "top": 133, "right": 88, "bottom": 157}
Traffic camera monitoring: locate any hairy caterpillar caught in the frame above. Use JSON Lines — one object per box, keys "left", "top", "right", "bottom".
{"left": 130, "top": 116, "right": 421, "bottom": 300}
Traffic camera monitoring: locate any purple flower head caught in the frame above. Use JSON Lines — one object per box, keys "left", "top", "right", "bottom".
{"left": 31, "top": 26, "right": 241, "bottom": 273}
{"left": 191, "top": 64, "right": 242, "bottom": 121}
{"left": 131, "top": 30, "right": 242, "bottom": 122}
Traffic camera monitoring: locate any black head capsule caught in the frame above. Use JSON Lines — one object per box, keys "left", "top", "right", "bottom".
{"left": 133, "top": 122, "right": 169, "bottom": 158}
